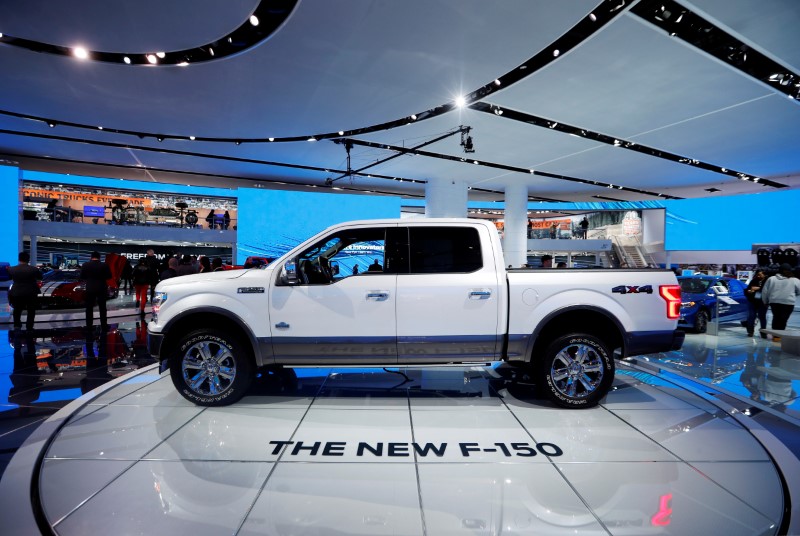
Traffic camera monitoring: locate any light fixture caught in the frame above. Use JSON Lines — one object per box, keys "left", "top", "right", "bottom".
{"left": 235, "top": 140, "right": 241, "bottom": 145}
{"left": 73, "top": 46, "right": 89, "bottom": 60}
{"left": 308, "top": 137, "right": 317, "bottom": 142}
{"left": 553, "top": 49, "right": 560, "bottom": 57}
{"left": 189, "top": 135, "right": 196, "bottom": 140}
{"left": 147, "top": 54, "right": 157, "bottom": 64}
{"left": 97, "top": 126, "right": 103, "bottom": 130}
{"left": 123, "top": 56, "right": 131, "bottom": 64}
{"left": 156, "top": 52, "right": 165, "bottom": 59}
{"left": 268, "top": 137, "right": 274, "bottom": 142}
{"left": 209, "top": 47, "right": 215, "bottom": 56}
{"left": 177, "top": 61, "right": 189, "bottom": 67}
{"left": 338, "top": 131, "right": 344, "bottom": 135}
{"left": 455, "top": 95, "right": 467, "bottom": 108}
{"left": 410, "top": 114, "right": 417, "bottom": 120}
{"left": 589, "top": 13, "right": 597, "bottom": 21}
{"left": 249, "top": 14, "right": 259, "bottom": 26}
{"left": 47, "top": 121, "right": 56, "bottom": 128}
{"left": 494, "top": 79, "right": 501, "bottom": 86}
{"left": 156, "top": 136, "right": 164, "bottom": 142}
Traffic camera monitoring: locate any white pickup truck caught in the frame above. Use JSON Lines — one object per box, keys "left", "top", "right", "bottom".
{"left": 148, "top": 219, "right": 684, "bottom": 408}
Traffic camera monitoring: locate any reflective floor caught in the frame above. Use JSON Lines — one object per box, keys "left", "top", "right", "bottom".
{"left": 0, "top": 299, "right": 798, "bottom": 535}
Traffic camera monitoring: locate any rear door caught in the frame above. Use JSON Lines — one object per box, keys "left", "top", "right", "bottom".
{"left": 395, "top": 225, "right": 502, "bottom": 363}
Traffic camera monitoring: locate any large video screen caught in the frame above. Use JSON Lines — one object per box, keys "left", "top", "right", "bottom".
{"left": 664, "top": 189, "right": 800, "bottom": 251}
{"left": 236, "top": 189, "right": 401, "bottom": 263}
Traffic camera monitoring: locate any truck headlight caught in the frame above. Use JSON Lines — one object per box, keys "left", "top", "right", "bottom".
{"left": 152, "top": 291, "right": 167, "bottom": 319}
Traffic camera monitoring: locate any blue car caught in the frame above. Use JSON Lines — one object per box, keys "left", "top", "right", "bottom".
{"left": 678, "top": 275, "right": 749, "bottom": 333}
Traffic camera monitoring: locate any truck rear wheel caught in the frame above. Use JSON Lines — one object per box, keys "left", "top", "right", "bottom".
{"left": 537, "top": 333, "right": 614, "bottom": 409}
{"left": 170, "top": 329, "right": 254, "bottom": 406}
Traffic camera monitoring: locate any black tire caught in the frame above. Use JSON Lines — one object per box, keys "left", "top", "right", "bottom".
{"left": 170, "top": 329, "right": 254, "bottom": 406}
{"left": 693, "top": 310, "right": 708, "bottom": 334}
{"left": 536, "top": 333, "right": 614, "bottom": 409}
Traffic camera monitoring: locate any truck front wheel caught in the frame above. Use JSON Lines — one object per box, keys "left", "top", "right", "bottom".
{"left": 537, "top": 334, "right": 614, "bottom": 409}
{"left": 170, "top": 329, "right": 254, "bottom": 406}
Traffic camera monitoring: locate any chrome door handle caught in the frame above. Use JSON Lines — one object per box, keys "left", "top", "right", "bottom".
{"left": 469, "top": 290, "right": 491, "bottom": 299}
{"left": 366, "top": 291, "right": 389, "bottom": 301}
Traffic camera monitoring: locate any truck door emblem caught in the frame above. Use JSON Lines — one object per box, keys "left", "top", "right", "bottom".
{"left": 237, "top": 287, "right": 265, "bottom": 294}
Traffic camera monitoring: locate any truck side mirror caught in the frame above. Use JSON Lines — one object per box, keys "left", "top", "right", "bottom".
{"left": 282, "top": 260, "right": 299, "bottom": 285}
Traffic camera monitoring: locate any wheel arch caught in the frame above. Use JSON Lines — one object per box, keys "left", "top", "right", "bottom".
{"left": 525, "top": 305, "right": 624, "bottom": 365}
{"left": 159, "top": 307, "right": 267, "bottom": 367}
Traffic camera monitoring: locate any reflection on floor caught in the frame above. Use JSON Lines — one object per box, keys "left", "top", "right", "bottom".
{"left": 0, "top": 304, "right": 797, "bottom": 535}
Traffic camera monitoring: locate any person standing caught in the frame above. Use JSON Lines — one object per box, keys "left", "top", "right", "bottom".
{"left": 744, "top": 269, "right": 768, "bottom": 337}
{"left": 132, "top": 257, "right": 151, "bottom": 314}
{"left": 120, "top": 257, "right": 133, "bottom": 295}
{"left": 223, "top": 210, "right": 231, "bottom": 230}
{"left": 762, "top": 263, "right": 800, "bottom": 334}
{"left": 144, "top": 249, "right": 160, "bottom": 303}
{"left": 579, "top": 216, "right": 589, "bottom": 239}
{"left": 8, "top": 251, "right": 42, "bottom": 331}
{"left": 80, "top": 251, "right": 112, "bottom": 331}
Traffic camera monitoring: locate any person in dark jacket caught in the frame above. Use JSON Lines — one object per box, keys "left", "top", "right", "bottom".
{"left": 160, "top": 257, "right": 179, "bottom": 281}
{"left": 120, "top": 257, "right": 133, "bottom": 295}
{"left": 80, "top": 251, "right": 112, "bottom": 330}
{"left": 8, "top": 251, "right": 42, "bottom": 330}
{"left": 144, "top": 249, "right": 160, "bottom": 302}
{"left": 132, "top": 257, "right": 151, "bottom": 314}
{"left": 744, "top": 269, "right": 768, "bottom": 337}
{"left": 176, "top": 255, "right": 195, "bottom": 276}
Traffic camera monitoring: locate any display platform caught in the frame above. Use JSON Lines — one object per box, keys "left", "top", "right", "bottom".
{"left": 1, "top": 355, "right": 794, "bottom": 535}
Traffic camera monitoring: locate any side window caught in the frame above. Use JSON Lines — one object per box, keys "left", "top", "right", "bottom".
{"left": 408, "top": 227, "right": 482, "bottom": 274}
{"left": 296, "top": 228, "right": 387, "bottom": 284}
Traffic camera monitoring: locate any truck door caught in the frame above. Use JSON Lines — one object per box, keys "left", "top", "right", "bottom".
{"left": 269, "top": 227, "right": 398, "bottom": 364}
{"left": 395, "top": 225, "right": 502, "bottom": 363}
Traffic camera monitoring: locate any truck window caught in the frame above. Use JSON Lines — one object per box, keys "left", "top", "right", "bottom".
{"left": 408, "top": 227, "right": 482, "bottom": 274}
{"left": 296, "top": 228, "right": 387, "bottom": 284}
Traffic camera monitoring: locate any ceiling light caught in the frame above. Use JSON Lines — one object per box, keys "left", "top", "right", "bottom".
{"left": 97, "top": 126, "right": 103, "bottom": 130}
{"left": 73, "top": 47, "right": 89, "bottom": 60}
{"left": 157, "top": 136, "right": 164, "bottom": 142}
{"left": 455, "top": 95, "right": 467, "bottom": 108}
{"left": 156, "top": 52, "right": 165, "bottom": 59}
{"left": 308, "top": 137, "right": 317, "bottom": 142}
{"left": 249, "top": 15, "right": 260, "bottom": 26}
{"left": 235, "top": 140, "right": 241, "bottom": 145}
{"left": 338, "top": 131, "right": 344, "bottom": 135}
{"left": 268, "top": 137, "right": 274, "bottom": 142}
{"left": 177, "top": 61, "right": 189, "bottom": 66}
{"left": 47, "top": 121, "right": 56, "bottom": 128}
{"left": 589, "top": 13, "right": 597, "bottom": 22}
{"left": 494, "top": 79, "right": 501, "bottom": 86}
{"left": 189, "top": 135, "right": 196, "bottom": 140}
{"left": 123, "top": 56, "right": 131, "bottom": 64}
{"left": 147, "top": 54, "right": 157, "bottom": 64}
{"left": 209, "top": 48, "right": 214, "bottom": 56}
{"left": 410, "top": 114, "right": 417, "bottom": 120}
{"left": 552, "top": 49, "right": 560, "bottom": 57}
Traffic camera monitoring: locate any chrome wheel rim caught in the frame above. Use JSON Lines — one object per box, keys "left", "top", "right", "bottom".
{"left": 181, "top": 340, "right": 236, "bottom": 396}
{"left": 550, "top": 343, "right": 604, "bottom": 399}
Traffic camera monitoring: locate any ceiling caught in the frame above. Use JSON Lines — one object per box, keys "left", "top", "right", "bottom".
{"left": 1, "top": 0, "right": 800, "bottom": 204}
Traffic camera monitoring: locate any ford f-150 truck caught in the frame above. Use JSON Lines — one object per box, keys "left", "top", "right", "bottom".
{"left": 148, "top": 219, "right": 684, "bottom": 408}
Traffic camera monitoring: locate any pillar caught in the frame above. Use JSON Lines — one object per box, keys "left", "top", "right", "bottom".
{"left": 504, "top": 182, "right": 528, "bottom": 268}
{"left": 425, "top": 178, "right": 468, "bottom": 218}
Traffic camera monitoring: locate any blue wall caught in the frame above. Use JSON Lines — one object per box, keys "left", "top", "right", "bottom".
{"left": 236, "top": 189, "right": 401, "bottom": 263}
{"left": 1, "top": 165, "right": 21, "bottom": 264}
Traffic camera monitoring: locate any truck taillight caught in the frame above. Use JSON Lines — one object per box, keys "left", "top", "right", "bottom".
{"left": 659, "top": 285, "right": 681, "bottom": 319}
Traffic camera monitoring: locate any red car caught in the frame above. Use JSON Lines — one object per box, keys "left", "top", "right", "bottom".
{"left": 37, "top": 269, "right": 118, "bottom": 309}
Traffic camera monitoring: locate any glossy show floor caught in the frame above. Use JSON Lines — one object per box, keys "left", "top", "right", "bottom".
{"left": 1, "top": 297, "right": 798, "bottom": 535}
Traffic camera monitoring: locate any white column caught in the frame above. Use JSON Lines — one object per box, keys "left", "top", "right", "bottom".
{"left": 504, "top": 182, "right": 528, "bottom": 268}
{"left": 425, "top": 178, "right": 468, "bottom": 218}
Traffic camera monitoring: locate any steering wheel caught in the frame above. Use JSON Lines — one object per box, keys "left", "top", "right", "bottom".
{"left": 318, "top": 257, "right": 332, "bottom": 282}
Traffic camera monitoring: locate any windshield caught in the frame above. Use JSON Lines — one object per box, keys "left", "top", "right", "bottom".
{"left": 679, "top": 278, "right": 711, "bottom": 293}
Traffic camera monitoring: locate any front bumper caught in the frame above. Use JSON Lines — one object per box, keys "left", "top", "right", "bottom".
{"left": 624, "top": 329, "right": 685, "bottom": 357}
{"left": 148, "top": 330, "right": 164, "bottom": 359}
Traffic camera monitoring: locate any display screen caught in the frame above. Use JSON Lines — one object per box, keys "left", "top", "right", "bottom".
{"left": 82, "top": 205, "right": 106, "bottom": 217}
{"left": 663, "top": 189, "right": 800, "bottom": 251}
{"left": 236, "top": 189, "right": 401, "bottom": 264}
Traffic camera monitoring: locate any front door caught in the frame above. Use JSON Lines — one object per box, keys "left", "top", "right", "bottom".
{"left": 269, "top": 227, "right": 397, "bottom": 364}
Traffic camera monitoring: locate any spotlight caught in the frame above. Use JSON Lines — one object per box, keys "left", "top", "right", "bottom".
{"left": 157, "top": 136, "right": 164, "bottom": 142}
{"left": 208, "top": 47, "right": 215, "bottom": 57}
{"left": 268, "top": 137, "right": 275, "bottom": 142}
{"left": 73, "top": 46, "right": 89, "bottom": 60}
{"left": 455, "top": 95, "right": 467, "bottom": 108}
{"left": 249, "top": 15, "right": 260, "bottom": 26}
{"left": 47, "top": 121, "right": 56, "bottom": 128}
{"left": 189, "top": 135, "right": 196, "bottom": 140}
{"left": 494, "top": 79, "right": 501, "bottom": 86}
{"left": 147, "top": 54, "right": 157, "bottom": 64}
{"left": 123, "top": 56, "right": 131, "bottom": 64}
{"left": 410, "top": 114, "right": 417, "bottom": 120}
{"left": 156, "top": 52, "right": 165, "bottom": 59}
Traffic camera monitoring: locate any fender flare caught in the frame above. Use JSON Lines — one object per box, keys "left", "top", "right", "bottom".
{"left": 161, "top": 306, "right": 267, "bottom": 365}
{"left": 523, "top": 304, "right": 625, "bottom": 363}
